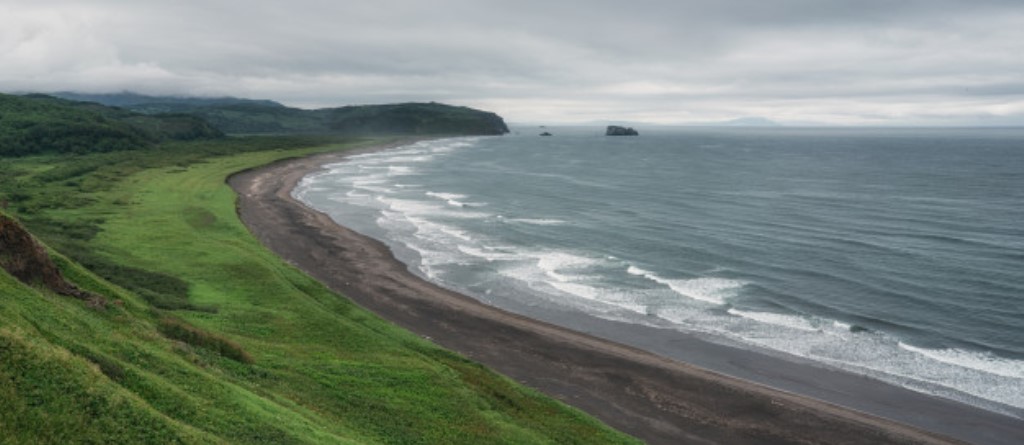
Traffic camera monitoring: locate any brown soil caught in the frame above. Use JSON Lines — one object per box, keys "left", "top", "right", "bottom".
{"left": 1, "top": 213, "right": 91, "bottom": 300}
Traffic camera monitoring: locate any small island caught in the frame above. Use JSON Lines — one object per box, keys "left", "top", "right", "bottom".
{"left": 606, "top": 125, "right": 639, "bottom": 136}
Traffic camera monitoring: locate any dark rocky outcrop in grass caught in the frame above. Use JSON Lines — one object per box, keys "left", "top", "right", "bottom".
{"left": 0, "top": 213, "right": 90, "bottom": 299}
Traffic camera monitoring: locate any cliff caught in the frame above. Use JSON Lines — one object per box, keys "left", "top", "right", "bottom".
{"left": 326, "top": 102, "right": 510, "bottom": 136}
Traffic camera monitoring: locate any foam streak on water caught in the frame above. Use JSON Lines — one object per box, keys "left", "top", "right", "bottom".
{"left": 294, "top": 130, "right": 1024, "bottom": 417}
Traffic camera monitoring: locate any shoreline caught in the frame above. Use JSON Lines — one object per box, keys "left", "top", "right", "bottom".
{"left": 228, "top": 139, "right": 1021, "bottom": 445}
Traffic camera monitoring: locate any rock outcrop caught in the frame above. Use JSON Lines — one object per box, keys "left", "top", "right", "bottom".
{"left": 606, "top": 125, "right": 639, "bottom": 136}
{"left": 0, "top": 213, "right": 91, "bottom": 299}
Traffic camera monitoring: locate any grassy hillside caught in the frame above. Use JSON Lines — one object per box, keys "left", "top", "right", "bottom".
{"left": 47, "top": 92, "right": 510, "bottom": 136}
{"left": 0, "top": 94, "right": 222, "bottom": 157}
{"left": 0, "top": 135, "right": 638, "bottom": 444}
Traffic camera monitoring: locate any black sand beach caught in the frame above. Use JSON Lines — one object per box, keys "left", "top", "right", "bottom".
{"left": 228, "top": 141, "right": 1023, "bottom": 445}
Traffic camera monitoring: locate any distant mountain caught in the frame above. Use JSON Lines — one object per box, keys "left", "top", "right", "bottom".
{"left": 51, "top": 92, "right": 285, "bottom": 113}
{"left": 717, "top": 117, "right": 781, "bottom": 127}
{"left": 0, "top": 93, "right": 223, "bottom": 156}
{"left": 514, "top": 117, "right": 783, "bottom": 128}
{"left": 48, "top": 92, "right": 510, "bottom": 136}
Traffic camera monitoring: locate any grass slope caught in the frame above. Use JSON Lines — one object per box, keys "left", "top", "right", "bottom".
{"left": 0, "top": 137, "right": 638, "bottom": 444}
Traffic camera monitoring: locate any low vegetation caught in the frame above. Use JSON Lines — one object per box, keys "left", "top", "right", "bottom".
{"left": 158, "top": 317, "right": 254, "bottom": 364}
{"left": 0, "top": 96, "right": 637, "bottom": 443}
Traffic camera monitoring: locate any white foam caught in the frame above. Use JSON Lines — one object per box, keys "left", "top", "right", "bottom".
{"left": 481, "top": 248, "right": 645, "bottom": 314}
{"left": 548, "top": 280, "right": 601, "bottom": 301}
{"left": 626, "top": 265, "right": 651, "bottom": 277}
{"left": 386, "top": 154, "right": 435, "bottom": 163}
{"left": 408, "top": 216, "right": 475, "bottom": 243}
{"left": 352, "top": 185, "right": 394, "bottom": 194}
{"left": 544, "top": 276, "right": 647, "bottom": 315}
{"left": 833, "top": 320, "right": 853, "bottom": 330}
{"left": 655, "top": 305, "right": 1024, "bottom": 412}
{"left": 727, "top": 308, "right": 818, "bottom": 332}
{"left": 898, "top": 343, "right": 1024, "bottom": 379}
{"left": 627, "top": 265, "right": 742, "bottom": 305}
{"left": 426, "top": 192, "right": 468, "bottom": 201}
{"left": 377, "top": 197, "right": 490, "bottom": 220}
{"left": 457, "top": 245, "right": 521, "bottom": 262}
{"left": 343, "top": 152, "right": 384, "bottom": 162}
{"left": 427, "top": 138, "right": 479, "bottom": 153}
{"left": 387, "top": 166, "right": 416, "bottom": 176}
{"left": 536, "top": 252, "right": 604, "bottom": 282}
{"left": 509, "top": 218, "right": 566, "bottom": 226}
{"left": 426, "top": 191, "right": 473, "bottom": 208}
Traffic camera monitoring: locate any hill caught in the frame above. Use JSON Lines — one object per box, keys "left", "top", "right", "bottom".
{"left": 324, "top": 102, "right": 510, "bottom": 135}
{"left": 717, "top": 116, "right": 781, "bottom": 126}
{"left": 0, "top": 94, "right": 223, "bottom": 157}
{"left": 49, "top": 92, "right": 511, "bottom": 136}
{"left": 0, "top": 136, "right": 635, "bottom": 444}
{"left": 0, "top": 95, "right": 631, "bottom": 444}
{"left": 51, "top": 91, "right": 286, "bottom": 112}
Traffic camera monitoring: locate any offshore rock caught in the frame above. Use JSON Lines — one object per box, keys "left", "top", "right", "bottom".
{"left": 606, "top": 125, "right": 639, "bottom": 136}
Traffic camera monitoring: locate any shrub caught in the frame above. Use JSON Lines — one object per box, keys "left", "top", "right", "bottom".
{"left": 157, "top": 317, "right": 253, "bottom": 364}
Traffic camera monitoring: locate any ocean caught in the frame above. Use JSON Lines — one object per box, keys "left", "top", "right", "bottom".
{"left": 294, "top": 127, "right": 1024, "bottom": 417}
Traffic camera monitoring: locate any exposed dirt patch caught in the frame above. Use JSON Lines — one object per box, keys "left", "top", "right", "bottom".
{"left": 0, "top": 213, "right": 93, "bottom": 301}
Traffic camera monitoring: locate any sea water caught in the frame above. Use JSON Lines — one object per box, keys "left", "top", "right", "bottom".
{"left": 294, "top": 127, "right": 1024, "bottom": 417}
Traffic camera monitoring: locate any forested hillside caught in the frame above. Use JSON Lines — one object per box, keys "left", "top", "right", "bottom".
{"left": 50, "top": 92, "right": 510, "bottom": 136}
{"left": 0, "top": 94, "right": 222, "bottom": 156}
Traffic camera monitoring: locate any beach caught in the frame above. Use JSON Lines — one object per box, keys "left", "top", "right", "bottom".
{"left": 228, "top": 140, "right": 1022, "bottom": 445}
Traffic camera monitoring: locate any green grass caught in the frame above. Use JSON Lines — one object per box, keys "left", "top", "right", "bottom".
{"left": 0, "top": 136, "right": 640, "bottom": 444}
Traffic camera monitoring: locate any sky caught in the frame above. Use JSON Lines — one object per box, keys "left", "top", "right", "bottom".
{"left": 2, "top": 0, "right": 1023, "bottom": 125}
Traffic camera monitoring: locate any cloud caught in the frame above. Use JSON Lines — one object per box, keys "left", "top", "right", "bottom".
{"left": 1, "top": 0, "right": 1022, "bottom": 124}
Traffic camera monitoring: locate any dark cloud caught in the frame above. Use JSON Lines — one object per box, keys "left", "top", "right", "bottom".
{"left": 1, "top": 0, "right": 1022, "bottom": 124}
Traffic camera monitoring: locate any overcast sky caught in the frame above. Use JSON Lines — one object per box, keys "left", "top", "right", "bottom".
{"left": 2, "top": 0, "right": 1023, "bottom": 125}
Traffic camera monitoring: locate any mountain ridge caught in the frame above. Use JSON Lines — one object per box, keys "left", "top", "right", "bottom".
{"left": 48, "top": 92, "right": 510, "bottom": 136}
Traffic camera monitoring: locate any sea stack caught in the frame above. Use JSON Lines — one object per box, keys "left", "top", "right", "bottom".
{"left": 606, "top": 125, "right": 639, "bottom": 136}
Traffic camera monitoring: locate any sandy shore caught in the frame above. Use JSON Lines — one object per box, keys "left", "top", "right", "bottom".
{"left": 228, "top": 140, "right": 1021, "bottom": 445}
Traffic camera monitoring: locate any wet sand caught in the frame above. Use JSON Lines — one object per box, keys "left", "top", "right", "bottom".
{"left": 228, "top": 140, "right": 1022, "bottom": 445}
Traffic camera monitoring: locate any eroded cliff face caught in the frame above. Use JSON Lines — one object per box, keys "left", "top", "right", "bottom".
{"left": 0, "top": 213, "right": 89, "bottom": 299}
